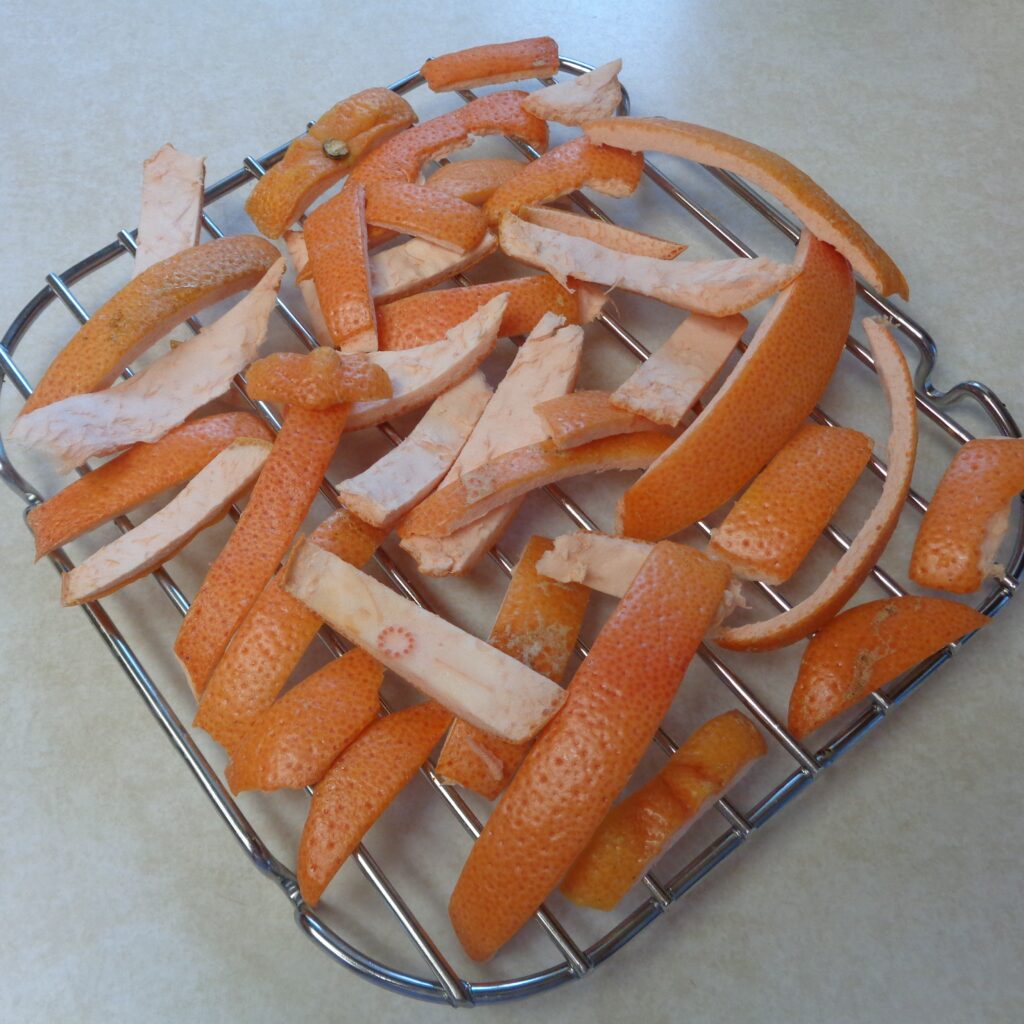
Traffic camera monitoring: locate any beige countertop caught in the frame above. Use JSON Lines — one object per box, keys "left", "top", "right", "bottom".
{"left": 1, "top": 1, "right": 1022, "bottom": 1021}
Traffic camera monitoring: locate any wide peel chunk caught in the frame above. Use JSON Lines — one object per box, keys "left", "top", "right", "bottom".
{"left": 9, "top": 260, "right": 285, "bottom": 473}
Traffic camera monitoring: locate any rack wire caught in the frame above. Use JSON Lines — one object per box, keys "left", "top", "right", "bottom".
{"left": 2, "top": 58, "right": 1021, "bottom": 1006}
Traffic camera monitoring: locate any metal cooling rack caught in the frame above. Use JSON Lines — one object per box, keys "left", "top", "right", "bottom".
{"left": 2, "top": 58, "right": 1022, "bottom": 1006}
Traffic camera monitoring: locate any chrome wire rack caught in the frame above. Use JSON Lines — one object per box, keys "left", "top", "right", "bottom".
{"left": 2, "top": 58, "right": 1021, "bottom": 1006}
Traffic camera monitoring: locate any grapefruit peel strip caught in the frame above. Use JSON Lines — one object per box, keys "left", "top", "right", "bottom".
{"left": 717, "top": 317, "right": 919, "bottom": 652}
{"left": 498, "top": 213, "right": 798, "bottom": 317}
{"left": 585, "top": 116, "right": 909, "bottom": 299}
{"left": 788, "top": 596, "right": 989, "bottom": 738}
{"left": 61, "top": 439, "right": 271, "bottom": 606}
{"left": 336, "top": 372, "right": 492, "bottom": 528}
{"left": 8, "top": 260, "right": 285, "bottom": 473}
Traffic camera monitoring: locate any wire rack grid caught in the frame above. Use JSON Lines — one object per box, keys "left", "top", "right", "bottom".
{"left": 1, "top": 58, "right": 1021, "bottom": 1007}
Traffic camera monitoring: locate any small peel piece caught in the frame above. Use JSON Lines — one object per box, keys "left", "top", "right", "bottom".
{"left": 499, "top": 213, "right": 797, "bottom": 317}
{"left": 909, "top": 438, "right": 1024, "bottom": 593}
{"left": 788, "top": 597, "right": 989, "bottom": 739}
{"left": 425, "top": 159, "right": 523, "bottom": 206}
{"left": 449, "top": 542, "right": 731, "bottom": 962}
{"left": 281, "top": 541, "right": 567, "bottom": 743}
{"left": 561, "top": 711, "right": 766, "bottom": 910}
{"left": 174, "top": 404, "right": 350, "bottom": 695}
{"left": 347, "top": 91, "right": 549, "bottom": 191}
{"left": 245, "top": 88, "right": 416, "bottom": 238}
{"left": 27, "top": 412, "right": 272, "bottom": 560}
{"left": 20, "top": 234, "right": 281, "bottom": 416}
{"left": 483, "top": 137, "right": 644, "bottom": 226}
{"left": 536, "top": 532, "right": 653, "bottom": 597}
{"left": 336, "top": 373, "right": 492, "bottom": 528}
{"left": 194, "top": 508, "right": 385, "bottom": 753}
{"left": 717, "top": 317, "right": 918, "bottom": 651}
{"left": 520, "top": 204, "right": 685, "bottom": 260}
{"left": 421, "top": 37, "right": 559, "bottom": 92}
{"left": 304, "top": 183, "right": 377, "bottom": 352}
{"left": 345, "top": 294, "right": 507, "bottom": 431}
{"left": 709, "top": 424, "right": 874, "bottom": 585}
{"left": 585, "top": 116, "right": 909, "bottom": 299}
{"left": 133, "top": 144, "right": 205, "bottom": 276}
{"left": 364, "top": 182, "right": 487, "bottom": 254}
{"left": 536, "top": 390, "right": 668, "bottom": 449}
{"left": 435, "top": 535, "right": 590, "bottom": 800}
{"left": 377, "top": 275, "right": 589, "bottom": 351}
{"left": 225, "top": 648, "right": 383, "bottom": 793}
{"left": 245, "top": 348, "right": 392, "bottom": 409}
{"left": 400, "top": 314, "right": 584, "bottom": 575}
{"left": 619, "top": 232, "right": 855, "bottom": 540}
{"left": 9, "top": 260, "right": 285, "bottom": 473}
{"left": 61, "top": 439, "right": 271, "bottom": 606}
{"left": 610, "top": 313, "right": 746, "bottom": 427}
{"left": 398, "top": 432, "right": 673, "bottom": 539}
{"left": 298, "top": 701, "right": 453, "bottom": 907}
{"left": 370, "top": 232, "right": 497, "bottom": 303}
{"left": 522, "top": 59, "right": 623, "bottom": 126}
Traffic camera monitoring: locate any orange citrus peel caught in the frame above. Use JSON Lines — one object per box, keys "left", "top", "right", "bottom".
{"left": 535, "top": 531, "right": 654, "bottom": 597}
{"left": 376, "top": 275, "right": 590, "bottom": 351}
{"left": 282, "top": 541, "right": 568, "bottom": 743}
{"left": 21, "top": 234, "right": 280, "bottom": 416}
{"left": 245, "top": 88, "right": 416, "bottom": 238}
{"left": 225, "top": 648, "right": 383, "bottom": 793}
{"left": 8, "top": 259, "right": 285, "bottom": 473}
{"left": 303, "top": 183, "right": 377, "bottom": 352}
{"left": 245, "top": 348, "right": 392, "bottom": 409}
{"left": 133, "top": 144, "right": 205, "bottom": 276}
{"left": 909, "top": 438, "right": 1024, "bottom": 593}
{"left": 561, "top": 710, "right": 766, "bottom": 910}
{"left": 436, "top": 535, "right": 590, "bottom": 800}
{"left": 336, "top": 373, "right": 492, "bottom": 528}
{"left": 499, "top": 212, "right": 798, "bottom": 317}
{"left": 347, "top": 90, "right": 548, "bottom": 192}
{"left": 717, "top": 317, "right": 918, "bottom": 651}
{"left": 448, "top": 542, "right": 731, "bottom": 961}
{"left": 483, "top": 137, "right": 644, "bottom": 226}
{"left": 610, "top": 313, "right": 746, "bottom": 427}
{"left": 27, "top": 412, "right": 272, "bottom": 560}
{"left": 709, "top": 423, "right": 874, "bottom": 585}
{"left": 369, "top": 232, "right": 497, "bottom": 303}
{"left": 519, "top": 204, "right": 685, "bottom": 260}
{"left": 421, "top": 37, "right": 559, "bottom": 92}
{"left": 586, "top": 116, "right": 909, "bottom": 298}
{"left": 345, "top": 294, "right": 506, "bottom": 431}
{"left": 194, "top": 507, "right": 385, "bottom": 753}
{"left": 788, "top": 597, "right": 989, "bottom": 738}
{"left": 298, "top": 701, "right": 454, "bottom": 907}
{"left": 618, "top": 232, "right": 855, "bottom": 540}
{"left": 399, "top": 314, "right": 583, "bottom": 576}
{"left": 425, "top": 158, "right": 523, "bottom": 206}
{"left": 399, "top": 432, "right": 673, "bottom": 539}
{"left": 522, "top": 59, "right": 623, "bottom": 126}
{"left": 60, "top": 439, "right": 271, "bottom": 606}
{"left": 174, "top": 403, "right": 350, "bottom": 696}
{"left": 283, "top": 230, "right": 332, "bottom": 346}
{"left": 364, "top": 182, "right": 487, "bottom": 253}
{"left": 536, "top": 390, "right": 669, "bottom": 450}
